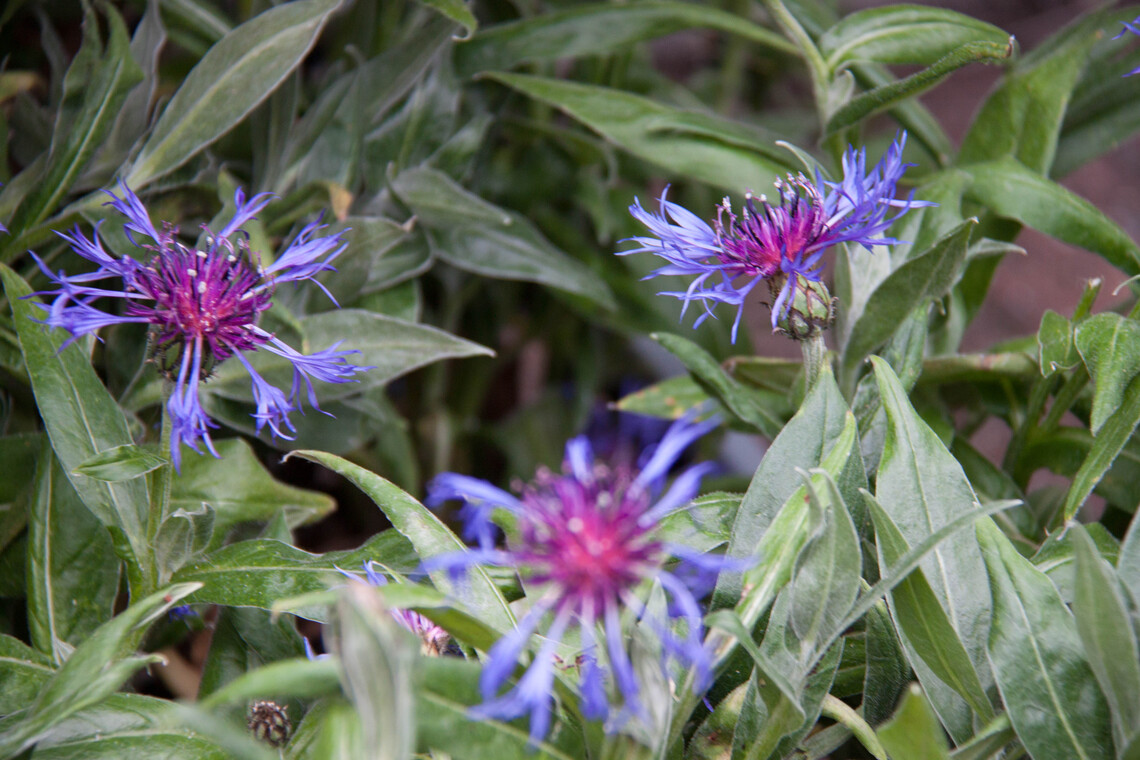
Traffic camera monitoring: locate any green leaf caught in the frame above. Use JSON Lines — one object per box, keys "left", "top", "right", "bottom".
{"left": 27, "top": 445, "right": 120, "bottom": 665}
{"left": 0, "top": 634, "right": 54, "bottom": 715}
{"left": 72, "top": 444, "right": 167, "bottom": 482}
{"left": 3, "top": 4, "right": 141, "bottom": 249}
{"left": 734, "top": 412, "right": 860, "bottom": 636}
{"left": 333, "top": 583, "right": 417, "bottom": 760}
{"left": 390, "top": 167, "right": 615, "bottom": 309}
{"left": 415, "top": 658, "right": 578, "bottom": 760}
{"left": 170, "top": 439, "right": 333, "bottom": 542}
{"left": 872, "top": 357, "right": 993, "bottom": 741}
{"left": 876, "top": 684, "right": 951, "bottom": 760}
{"left": 0, "top": 584, "right": 199, "bottom": 757}
{"left": 978, "top": 518, "right": 1114, "bottom": 760}
{"left": 862, "top": 600, "right": 910, "bottom": 727}
{"left": 172, "top": 532, "right": 418, "bottom": 619}
{"left": 483, "top": 72, "right": 795, "bottom": 193}
{"left": 613, "top": 375, "right": 718, "bottom": 420}
{"left": 0, "top": 264, "right": 150, "bottom": 584}
{"left": 319, "top": 217, "right": 426, "bottom": 304}
{"left": 1063, "top": 375, "right": 1140, "bottom": 520}
{"left": 198, "top": 604, "right": 306, "bottom": 700}
{"left": 825, "top": 41, "right": 1011, "bottom": 135}
{"left": 27, "top": 694, "right": 228, "bottom": 759}
{"left": 1038, "top": 309, "right": 1077, "bottom": 376}
{"left": 288, "top": 451, "right": 517, "bottom": 634}
{"left": 820, "top": 5, "right": 1009, "bottom": 69}
{"left": 959, "top": 11, "right": 1097, "bottom": 173}
{"left": 1071, "top": 523, "right": 1140, "bottom": 750}
{"left": 0, "top": 433, "right": 40, "bottom": 554}
{"left": 125, "top": 0, "right": 342, "bottom": 188}
{"left": 652, "top": 332, "right": 783, "bottom": 437}
{"left": 715, "top": 365, "right": 859, "bottom": 609}
{"left": 864, "top": 492, "right": 993, "bottom": 722}
{"left": 415, "top": 0, "right": 476, "bottom": 37}
{"left": 790, "top": 472, "right": 861, "bottom": 657}
{"left": 286, "top": 698, "right": 366, "bottom": 759}
{"left": 1055, "top": 10, "right": 1140, "bottom": 176}
{"left": 199, "top": 657, "right": 340, "bottom": 710}
{"left": 128, "top": 309, "right": 493, "bottom": 412}
{"left": 962, "top": 157, "right": 1140, "bottom": 276}
{"left": 1076, "top": 313, "right": 1140, "bottom": 434}
{"left": 842, "top": 220, "right": 975, "bottom": 381}
{"left": 454, "top": 0, "right": 794, "bottom": 76}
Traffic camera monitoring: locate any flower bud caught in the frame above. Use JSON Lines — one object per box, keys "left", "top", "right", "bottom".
{"left": 769, "top": 274, "right": 836, "bottom": 341}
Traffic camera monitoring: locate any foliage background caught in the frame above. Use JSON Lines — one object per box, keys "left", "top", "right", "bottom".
{"left": 0, "top": 0, "right": 1139, "bottom": 758}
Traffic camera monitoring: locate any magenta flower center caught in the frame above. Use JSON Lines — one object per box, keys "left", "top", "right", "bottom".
{"left": 517, "top": 470, "right": 663, "bottom": 611}
{"left": 714, "top": 176, "right": 828, "bottom": 277}
{"left": 128, "top": 236, "right": 273, "bottom": 375}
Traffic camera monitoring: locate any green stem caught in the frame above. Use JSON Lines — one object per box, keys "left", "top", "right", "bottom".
{"left": 819, "top": 696, "right": 888, "bottom": 760}
{"left": 144, "top": 387, "right": 175, "bottom": 588}
{"left": 801, "top": 333, "right": 828, "bottom": 393}
{"left": 760, "top": 0, "right": 830, "bottom": 126}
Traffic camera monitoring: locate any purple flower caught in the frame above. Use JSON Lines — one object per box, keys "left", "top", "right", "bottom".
{"left": 1115, "top": 16, "right": 1140, "bottom": 75}
{"left": 338, "top": 561, "right": 452, "bottom": 656}
{"left": 30, "top": 184, "right": 371, "bottom": 469}
{"left": 426, "top": 415, "right": 730, "bottom": 742}
{"left": 621, "top": 133, "right": 931, "bottom": 341}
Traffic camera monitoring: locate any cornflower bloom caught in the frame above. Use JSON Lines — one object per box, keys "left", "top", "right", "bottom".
{"left": 621, "top": 133, "right": 930, "bottom": 341}
{"left": 1115, "top": 16, "right": 1140, "bottom": 75}
{"left": 30, "top": 184, "right": 371, "bottom": 468}
{"left": 426, "top": 415, "right": 730, "bottom": 742}
{"left": 337, "top": 561, "right": 452, "bottom": 656}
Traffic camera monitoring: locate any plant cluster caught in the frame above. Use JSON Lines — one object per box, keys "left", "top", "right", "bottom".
{"left": 0, "top": 1, "right": 1139, "bottom": 759}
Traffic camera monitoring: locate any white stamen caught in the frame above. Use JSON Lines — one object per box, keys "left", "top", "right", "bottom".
{"left": 197, "top": 281, "right": 207, "bottom": 294}
{"left": 197, "top": 250, "right": 208, "bottom": 259}
{"left": 567, "top": 517, "right": 584, "bottom": 533}
{"left": 187, "top": 268, "right": 197, "bottom": 277}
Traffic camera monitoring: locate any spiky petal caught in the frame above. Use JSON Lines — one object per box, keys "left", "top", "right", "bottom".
{"left": 427, "top": 415, "right": 732, "bottom": 742}
{"left": 30, "top": 184, "right": 372, "bottom": 468}
{"left": 621, "top": 133, "right": 932, "bottom": 340}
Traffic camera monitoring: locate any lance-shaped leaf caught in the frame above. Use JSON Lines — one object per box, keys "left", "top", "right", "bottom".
{"left": 1071, "top": 523, "right": 1140, "bottom": 751}
{"left": 714, "top": 365, "right": 857, "bottom": 609}
{"left": 825, "top": 41, "right": 1011, "bottom": 136}
{"left": 414, "top": 658, "right": 580, "bottom": 760}
{"left": 483, "top": 72, "right": 795, "bottom": 193}
{"left": 978, "top": 519, "right": 1114, "bottom": 760}
{"left": 842, "top": 220, "right": 974, "bottom": 381}
{"left": 820, "top": 6, "right": 1009, "bottom": 69}
{"left": 963, "top": 158, "right": 1140, "bottom": 276}
{"left": 27, "top": 444, "right": 120, "bottom": 665}
{"left": 960, "top": 9, "right": 1098, "bottom": 174}
{"left": 1063, "top": 375, "right": 1140, "bottom": 520}
{"left": 652, "top": 332, "right": 783, "bottom": 437}
{"left": 3, "top": 3, "right": 142, "bottom": 246}
{"left": 173, "top": 531, "right": 418, "bottom": 619}
{"left": 876, "top": 684, "right": 951, "bottom": 760}
{"left": 125, "top": 0, "right": 342, "bottom": 188}
{"left": 790, "top": 471, "right": 861, "bottom": 658}
{"left": 288, "top": 451, "right": 517, "bottom": 634}
{"left": 0, "top": 584, "right": 199, "bottom": 757}
{"left": 864, "top": 492, "right": 993, "bottom": 722}
{"left": 169, "top": 439, "right": 333, "bottom": 543}
{"left": 1076, "top": 313, "right": 1140, "bottom": 434}
{"left": 0, "top": 264, "right": 150, "bottom": 582}
{"left": 390, "top": 167, "right": 614, "bottom": 309}
{"left": 454, "top": 0, "right": 793, "bottom": 76}
{"left": 872, "top": 357, "right": 993, "bottom": 741}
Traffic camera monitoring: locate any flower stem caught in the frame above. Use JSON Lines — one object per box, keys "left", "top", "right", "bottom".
{"left": 801, "top": 332, "right": 828, "bottom": 393}
{"left": 761, "top": 0, "right": 831, "bottom": 125}
{"left": 820, "top": 695, "right": 888, "bottom": 760}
